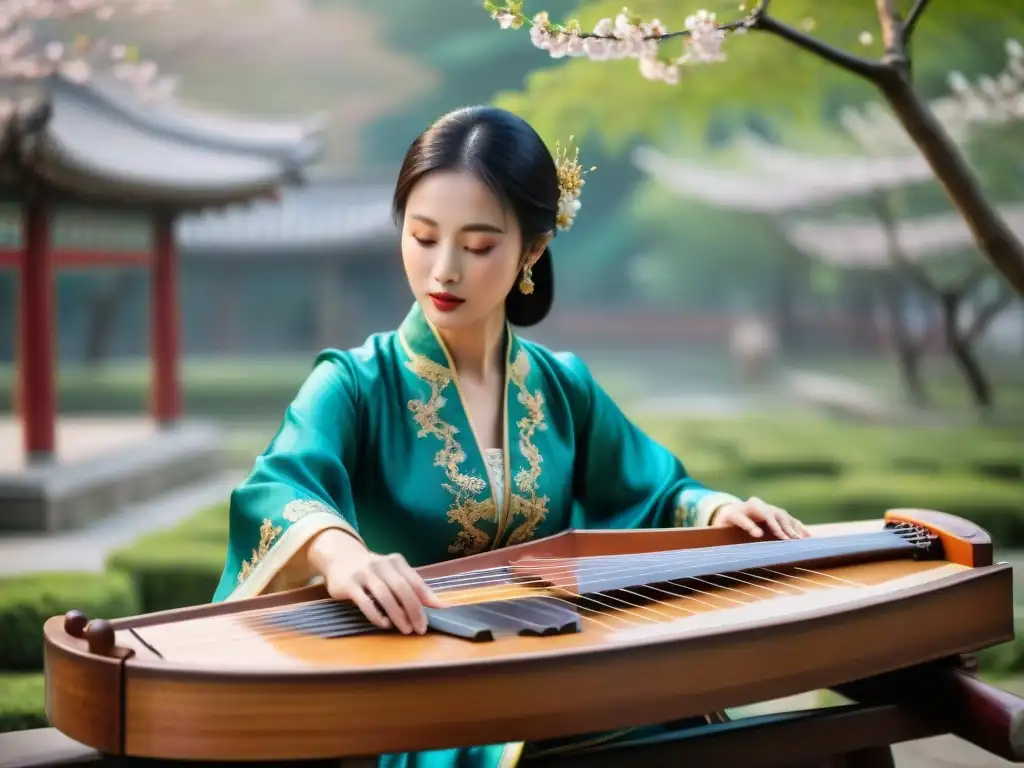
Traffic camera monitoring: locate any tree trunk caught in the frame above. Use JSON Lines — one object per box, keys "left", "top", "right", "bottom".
{"left": 881, "top": 273, "right": 929, "bottom": 407}
{"left": 878, "top": 73, "right": 1024, "bottom": 298}
{"left": 940, "top": 294, "right": 993, "bottom": 410}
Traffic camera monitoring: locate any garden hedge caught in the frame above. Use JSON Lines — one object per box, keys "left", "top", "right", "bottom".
{"left": 735, "top": 473, "right": 1024, "bottom": 541}
{"left": 0, "top": 571, "right": 139, "bottom": 671}
{"left": 0, "top": 361, "right": 306, "bottom": 419}
{"left": 0, "top": 673, "right": 46, "bottom": 732}
{"left": 106, "top": 535, "right": 226, "bottom": 614}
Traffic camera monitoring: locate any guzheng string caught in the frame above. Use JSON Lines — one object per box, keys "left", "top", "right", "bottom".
{"left": 157, "top": 563, "right": 870, "bottom": 651}
{"left": 282, "top": 527, "right": 924, "bottom": 613}
{"left": 150, "top": 527, "right": 928, "bottom": 648}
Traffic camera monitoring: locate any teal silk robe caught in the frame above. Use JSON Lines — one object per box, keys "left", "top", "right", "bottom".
{"left": 213, "top": 302, "right": 742, "bottom": 768}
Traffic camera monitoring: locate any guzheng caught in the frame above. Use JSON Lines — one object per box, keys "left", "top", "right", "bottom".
{"left": 44, "top": 508, "right": 1020, "bottom": 762}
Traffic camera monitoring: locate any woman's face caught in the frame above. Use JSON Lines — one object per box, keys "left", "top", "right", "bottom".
{"left": 401, "top": 169, "right": 545, "bottom": 332}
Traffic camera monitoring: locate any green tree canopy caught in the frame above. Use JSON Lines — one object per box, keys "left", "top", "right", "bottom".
{"left": 491, "top": 0, "right": 1024, "bottom": 151}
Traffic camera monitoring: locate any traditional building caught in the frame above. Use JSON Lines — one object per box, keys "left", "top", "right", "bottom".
{"left": 0, "top": 74, "right": 325, "bottom": 531}
{"left": 0, "top": 75, "right": 325, "bottom": 462}
{"left": 176, "top": 171, "right": 401, "bottom": 354}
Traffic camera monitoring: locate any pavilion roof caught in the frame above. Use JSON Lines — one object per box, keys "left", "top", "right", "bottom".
{"left": 781, "top": 206, "right": 1024, "bottom": 268}
{"left": 0, "top": 174, "right": 396, "bottom": 256}
{"left": 631, "top": 144, "right": 934, "bottom": 214}
{"left": 79, "top": 77, "right": 325, "bottom": 165}
{"left": 176, "top": 172, "right": 397, "bottom": 256}
{"left": 6, "top": 76, "right": 326, "bottom": 209}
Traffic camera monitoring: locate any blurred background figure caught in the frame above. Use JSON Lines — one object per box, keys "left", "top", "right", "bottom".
{"left": 731, "top": 313, "right": 778, "bottom": 384}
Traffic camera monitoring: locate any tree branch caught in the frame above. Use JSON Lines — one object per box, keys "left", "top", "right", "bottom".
{"left": 960, "top": 262, "right": 990, "bottom": 298}
{"left": 751, "top": 10, "right": 890, "bottom": 82}
{"left": 967, "top": 283, "right": 1015, "bottom": 342}
{"left": 891, "top": 249, "right": 941, "bottom": 297}
{"left": 869, "top": 190, "right": 941, "bottom": 298}
{"left": 878, "top": 80, "right": 1024, "bottom": 297}
{"left": 874, "top": 0, "right": 904, "bottom": 58}
{"left": 901, "top": 0, "right": 933, "bottom": 46}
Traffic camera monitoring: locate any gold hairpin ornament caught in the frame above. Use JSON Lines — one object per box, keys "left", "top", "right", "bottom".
{"left": 554, "top": 135, "right": 596, "bottom": 232}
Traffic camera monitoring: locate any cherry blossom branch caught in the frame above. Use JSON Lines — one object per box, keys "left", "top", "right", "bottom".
{"left": 838, "top": 39, "right": 1024, "bottom": 155}
{"left": 901, "top": 0, "right": 932, "bottom": 47}
{"left": 753, "top": 3, "right": 887, "bottom": 81}
{"left": 484, "top": 0, "right": 888, "bottom": 85}
{"left": 874, "top": 0, "right": 904, "bottom": 62}
{"left": 0, "top": 0, "right": 178, "bottom": 125}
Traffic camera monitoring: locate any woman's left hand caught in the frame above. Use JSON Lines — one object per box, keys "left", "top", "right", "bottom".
{"left": 713, "top": 497, "right": 811, "bottom": 540}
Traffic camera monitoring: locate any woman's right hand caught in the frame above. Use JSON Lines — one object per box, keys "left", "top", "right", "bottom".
{"left": 309, "top": 529, "right": 445, "bottom": 635}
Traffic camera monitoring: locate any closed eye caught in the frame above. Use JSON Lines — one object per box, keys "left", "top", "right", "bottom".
{"left": 413, "top": 235, "right": 436, "bottom": 247}
{"left": 467, "top": 245, "right": 495, "bottom": 255}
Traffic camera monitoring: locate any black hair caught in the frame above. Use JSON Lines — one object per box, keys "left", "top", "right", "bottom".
{"left": 392, "top": 105, "right": 559, "bottom": 327}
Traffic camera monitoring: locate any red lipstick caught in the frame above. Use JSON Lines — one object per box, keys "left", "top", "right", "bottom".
{"left": 428, "top": 292, "right": 465, "bottom": 313}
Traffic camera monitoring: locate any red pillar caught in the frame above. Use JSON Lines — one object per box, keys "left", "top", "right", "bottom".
{"left": 18, "top": 200, "right": 56, "bottom": 462}
{"left": 151, "top": 212, "right": 181, "bottom": 425}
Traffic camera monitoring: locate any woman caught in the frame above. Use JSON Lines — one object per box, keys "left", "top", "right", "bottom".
{"left": 213, "top": 105, "right": 810, "bottom": 768}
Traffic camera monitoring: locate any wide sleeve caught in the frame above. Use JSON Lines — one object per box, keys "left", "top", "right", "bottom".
{"left": 212, "top": 351, "right": 366, "bottom": 603}
{"left": 562, "top": 353, "right": 742, "bottom": 530}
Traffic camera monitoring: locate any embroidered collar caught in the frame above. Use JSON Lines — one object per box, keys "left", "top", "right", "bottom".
{"left": 397, "top": 301, "right": 520, "bottom": 371}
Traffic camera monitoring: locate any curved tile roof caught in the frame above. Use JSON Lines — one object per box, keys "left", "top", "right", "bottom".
{"left": 9, "top": 76, "right": 325, "bottom": 208}
{"left": 177, "top": 174, "right": 397, "bottom": 255}
{"left": 69, "top": 77, "right": 326, "bottom": 165}
{"left": 0, "top": 176, "right": 397, "bottom": 257}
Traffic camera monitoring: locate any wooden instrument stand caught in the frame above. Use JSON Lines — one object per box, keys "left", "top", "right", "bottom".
{"left": 4, "top": 654, "right": 1022, "bottom": 767}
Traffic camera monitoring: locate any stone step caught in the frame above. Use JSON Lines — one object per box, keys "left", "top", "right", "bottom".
{"left": 0, "top": 469, "right": 240, "bottom": 576}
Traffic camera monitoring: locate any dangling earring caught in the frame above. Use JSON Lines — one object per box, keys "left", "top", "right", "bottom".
{"left": 519, "top": 265, "right": 534, "bottom": 295}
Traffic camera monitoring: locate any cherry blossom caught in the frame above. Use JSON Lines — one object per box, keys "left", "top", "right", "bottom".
{"left": 484, "top": 0, "right": 749, "bottom": 85}
{"left": 0, "top": 0, "right": 177, "bottom": 126}
{"left": 485, "top": 0, "right": 1024, "bottom": 297}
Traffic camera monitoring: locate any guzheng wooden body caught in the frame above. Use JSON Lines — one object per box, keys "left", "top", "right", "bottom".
{"left": 44, "top": 508, "right": 1015, "bottom": 762}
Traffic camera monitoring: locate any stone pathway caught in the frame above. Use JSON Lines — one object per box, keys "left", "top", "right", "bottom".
{"left": 0, "top": 470, "right": 241, "bottom": 576}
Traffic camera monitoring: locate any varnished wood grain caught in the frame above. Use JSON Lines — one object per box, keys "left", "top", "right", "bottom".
{"left": 840, "top": 660, "right": 1024, "bottom": 762}
{"left": 132, "top": 560, "right": 963, "bottom": 669}
{"left": 43, "top": 630, "right": 124, "bottom": 754}
{"left": 117, "top": 564, "right": 1011, "bottom": 760}
{"left": 884, "top": 508, "right": 994, "bottom": 567}
{"left": 40, "top": 511, "right": 1014, "bottom": 761}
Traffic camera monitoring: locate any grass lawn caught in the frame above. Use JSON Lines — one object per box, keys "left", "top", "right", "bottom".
{"left": 801, "top": 353, "right": 1024, "bottom": 420}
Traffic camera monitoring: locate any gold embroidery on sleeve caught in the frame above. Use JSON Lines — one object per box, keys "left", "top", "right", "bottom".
{"left": 283, "top": 498, "right": 337, "bottom": 522}
{"left": 404, "top": 354, "right": 495, "bottom": 556}
{"left": 505, "top": 351, "right": 550, "bottom": 547}
{"left": 237, "top": 518, "right": 282, "bottom": 585}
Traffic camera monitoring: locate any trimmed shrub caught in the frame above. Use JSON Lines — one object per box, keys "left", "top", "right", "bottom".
{"left": 680, "top": 454, "right": 745, "bottom": 496}
{"left": 0, "top": 571, "right": 139, "bottom": 671}
{"left": 750, "top": 473, "right": 1024, "bottom": 545}
{"left": 0, "top": 673, "right": 46, "bottom": 733}
{"left": 650, "top": 413, "right": 1022, "bottom": 486}
{"left": 731, "top": 443, "right": 844, "bottom": 480}
{"left": 163, "top": 502, "right": 230, "bottom": 546}
{"left": 106, "top": 534, "right": 227, "bottom": 613}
